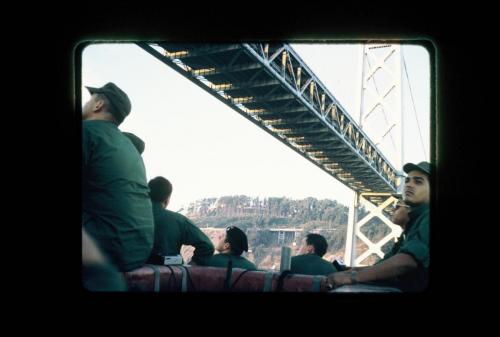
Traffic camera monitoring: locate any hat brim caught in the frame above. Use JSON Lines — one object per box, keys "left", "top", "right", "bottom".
{"left": 85, "top": 86, "right": 100, "bottom": 94}
{"left": 403, "top": 163, "right": 429, "bottom": 175}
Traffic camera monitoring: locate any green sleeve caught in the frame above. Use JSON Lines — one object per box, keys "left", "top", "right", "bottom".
{"left": 182, "top": 218, "right": 214, "bottom": 265}
{"left": 399, "top": 214, "right": 429, "bottom": 268}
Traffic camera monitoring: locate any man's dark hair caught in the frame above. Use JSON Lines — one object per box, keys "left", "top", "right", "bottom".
{"left": 148, "top": 176, "right": 173, "bottom": 203}
{"left": 225, "top": 226, "right": 248, "bottom": 256}
{"left": 306, "top": 233, "right": 328, "bottom": 257}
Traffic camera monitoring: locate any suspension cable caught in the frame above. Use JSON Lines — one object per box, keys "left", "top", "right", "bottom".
{"left": 402, "top": 49, "right": 428, "bottom": 159}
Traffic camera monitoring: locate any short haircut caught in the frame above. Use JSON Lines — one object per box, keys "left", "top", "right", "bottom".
{"left": 94, "top": 93, "right": 115, "bottom": 118}
{"left": 306, "top": 233, "right": 328, "bottom": 257}
{"left": 148, "top": 176, "right": 173, "bottom": 203}
{"left": 225, "top": 226, "right": 248, "bottom": 256}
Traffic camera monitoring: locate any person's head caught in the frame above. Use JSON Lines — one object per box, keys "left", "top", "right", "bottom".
{"left": 403, "top": 161, "right": 431, "bottom": 206}
{"left": 299, "top": 233, "right": 328, "bottom": 257}
{"left": 148, "top": 176, "right": 173, "bottom": 208}
{"left": 82, "top": 82, "right": 131, "bottom": 126}
{"left": 391, "top": 200, "right": 411, "bottom": 228}
{"left": 216, "top": 226, "right": 248, "bottom": 256}
{"left": 123, "top": 132, "right": 145, "bottom": 155}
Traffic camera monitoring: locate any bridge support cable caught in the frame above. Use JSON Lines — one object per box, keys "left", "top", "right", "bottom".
{"left": 402, "top": 50, "right": 428, "bottom": 160}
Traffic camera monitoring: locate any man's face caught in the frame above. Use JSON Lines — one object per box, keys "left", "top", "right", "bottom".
{"left": 392, "top": 201, "right": 410, "bottom": 227}
{"left": 299, "top": 238, "right": 313, "bottom": 255}
{"left": 215, "top": 231, "right": 228, "bottom": 253}
{"left": 404, "top": 170, "right": 430, "bottom": 205}
{"left": 81, "top": 94, "right": 104, "bottom": 121}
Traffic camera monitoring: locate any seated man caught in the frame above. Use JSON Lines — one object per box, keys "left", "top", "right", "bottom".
{"left": 330, "top": 198, "right": 410, "bottom": 293}
{"left": 82, "top": 82, "right": 154, "bottom": 272}
{"left": 327, "top": 161, "right": 430, "bottom": 292}
{"left": 147, "top": 176, "right": 214, "bottom": 266}
{"left": 290, "top": 233, "right": 338, "bottom": 276}
{"left": 206, "top": 226, "right": 257, "bottom": 270}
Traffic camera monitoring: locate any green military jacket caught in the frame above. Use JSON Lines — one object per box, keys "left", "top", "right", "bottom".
{"left": 290, "top": 254, "right": 338, "bottom": 276}
{"left": 379, "top": 203, "right": 430, "bottom": 291}
{"left": 206, "top": 253, "right": 257, "bottom": 270}
{"left": 151, "top": 202, "right": 214, "bottom": 265}
{"left": 82, "top": 120, "right": 154, "bottom": 272}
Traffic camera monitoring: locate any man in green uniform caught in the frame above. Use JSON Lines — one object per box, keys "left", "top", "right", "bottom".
{"left": 327, "top": 161, "right": 430, "bottom": 292}
{"left": 290, "top": 233, "right": 337, "bottom": 276}
{"left": 147, "top": 176, "right": 214, "bottom": 266}
{"left": 206, "top": 226, "right": 257, "bottom": 270}
{"left": 82, "top": 82, "right": 154, "bottom": 273}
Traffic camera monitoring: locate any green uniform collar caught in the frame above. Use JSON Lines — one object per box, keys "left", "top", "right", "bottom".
{"left": 405, "top": 204, "right": 429, "bottom": 232}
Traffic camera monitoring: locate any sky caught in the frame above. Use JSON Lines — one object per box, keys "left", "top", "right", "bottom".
{"left": 81, "top": 43, "right": 430, "bottom": 212}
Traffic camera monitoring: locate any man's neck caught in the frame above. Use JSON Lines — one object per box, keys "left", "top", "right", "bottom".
{"left": 409, "top": 203, "right": 429, "bottom": 213}
{"left": 84, "top": 114, "right": 116, "bottom": 124}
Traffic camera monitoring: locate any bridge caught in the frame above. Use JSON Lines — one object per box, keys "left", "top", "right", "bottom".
{"left": 199, "top": 226, "right": 338, "bottom": 247}
{"left": 137, "top": 43, "right": 399, "bottom": 206}
{"left": 137, "top": 42, "right": 414, "bottom": 266}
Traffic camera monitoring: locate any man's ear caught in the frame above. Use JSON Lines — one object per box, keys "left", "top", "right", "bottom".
{"left": 305, "top": 245, "right": 315, "bottom": 254}
{"left": 92, "top": 98, "right": 105, "bottom": 112}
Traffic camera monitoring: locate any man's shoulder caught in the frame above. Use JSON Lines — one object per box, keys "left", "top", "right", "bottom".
{"left": 237, "top": 256, "right": 257, "bottom": 269}
{"left": 83, "top": 120, "right": 122, "bottom": 144}
{"left": 155, "top": 208, "right": 179, "bottom": 223}
{"left": 292, "top": 254, "right": 317, "bottom": 262}
{"left": 412, "top": 204, "right": 430, "bottom": 227}
{"left": 291, "top": 254, "right": 306, "bottom": 261}
{"left": 208, "top": 253, "right": 229, "bottom": 263}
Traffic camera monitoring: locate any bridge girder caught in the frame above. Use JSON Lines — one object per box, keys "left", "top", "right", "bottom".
{"left": 138, "top": 42, "right": 399, "bottom": 199}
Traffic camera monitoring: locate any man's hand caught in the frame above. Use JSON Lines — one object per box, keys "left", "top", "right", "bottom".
{"left": 327, "top": 253, "right": 418, "bottom": 290}
{"left": 327, "top": 271, "right": 355, "bottom": 289}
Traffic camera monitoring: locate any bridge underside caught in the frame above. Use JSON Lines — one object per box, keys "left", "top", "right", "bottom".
{"left": 138, "top": 43, "right": 399, "bottom": 206}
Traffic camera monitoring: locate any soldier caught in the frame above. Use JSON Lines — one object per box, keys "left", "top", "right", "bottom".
{"left": 290, "top": 233, "right": 338, "bottom": 276}
{"left": 82, "top": 82, "right": 154, "bottom": 272}
{"left": 206, "top": 226, "right": 257, "bottom": 270}
{"left": 147, "top": 176, "right": 214, "bottom": 266}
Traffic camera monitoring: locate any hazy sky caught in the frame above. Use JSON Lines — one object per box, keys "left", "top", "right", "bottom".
{"left": 82, "top": 43, "right": 430, "bottom": 212}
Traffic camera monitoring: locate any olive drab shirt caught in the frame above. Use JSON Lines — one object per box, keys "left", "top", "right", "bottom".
{"left": 82, "top": 263, "right": 128, "bottom": 292}
{"left": 379, "top": 203, "right": 430, "bottom": 291}
{"left": 290, "top": 254, "right": 338, "bottom": 276}
{"left": 151, "top": 202, "right": 214, "bottom": 265}
{"left": 206, "top": 253, "right": 257, "bottom": 271}
{"left": 82, "top": 120, "right": 154, "bottom": 272}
